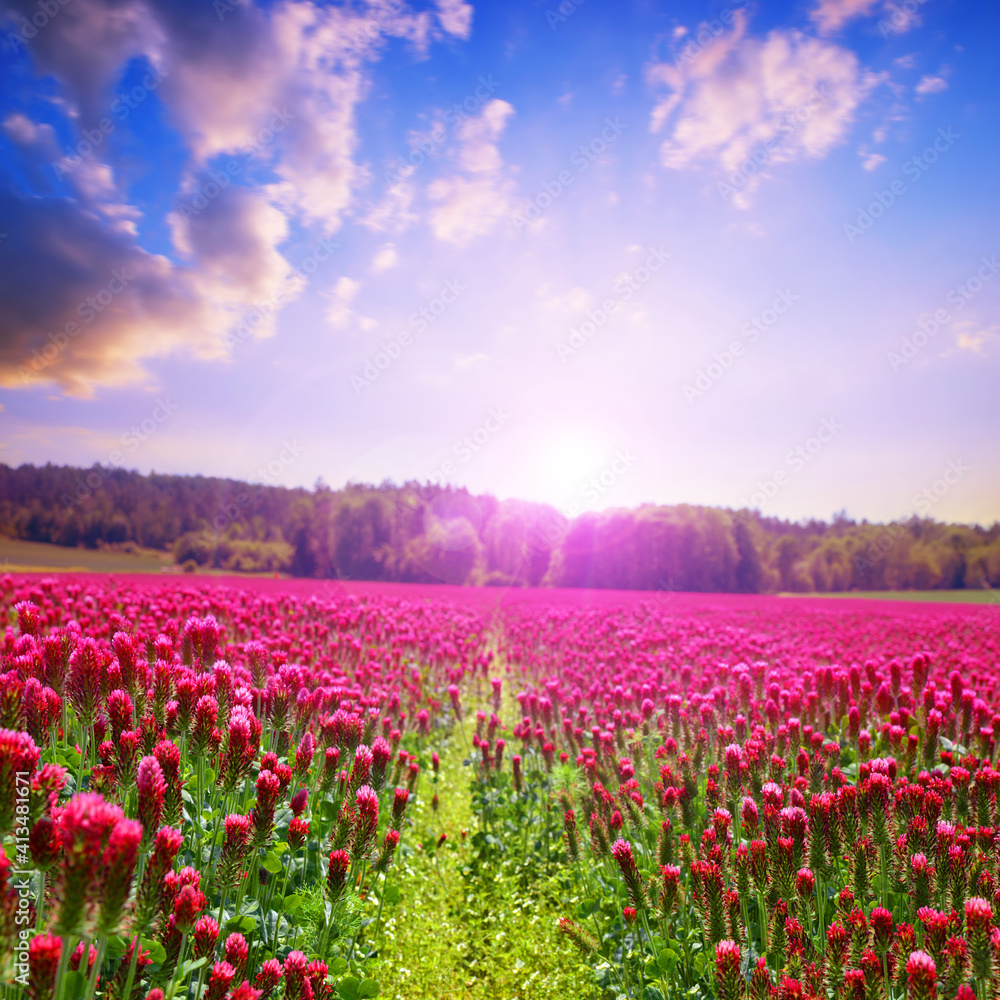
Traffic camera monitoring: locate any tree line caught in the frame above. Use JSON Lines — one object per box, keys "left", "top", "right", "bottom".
{"left": 1, "top": 462, "right": 998, "bottom": 592}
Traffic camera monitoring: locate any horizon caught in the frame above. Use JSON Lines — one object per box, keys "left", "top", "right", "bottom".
{"left": 5, "top": 457, "right": 999, "bottom": 533}
{"left": 1, "top": 0, "right": 997, "bottom": 526}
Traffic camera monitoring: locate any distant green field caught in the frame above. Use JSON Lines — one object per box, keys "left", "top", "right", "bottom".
{"left": 0, "top": 537, "right": 284, "bottom": 577}
{"left": 0, "top": 537, "right": 173, "bottom": 573}
{"left": 785, "top": 589, "right": 1000, "bottom": 605}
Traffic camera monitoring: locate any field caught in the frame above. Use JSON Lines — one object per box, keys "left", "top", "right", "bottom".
{"left": 787, "top": 590, "right": 1000, "bottom": 605}
{"left": 1, "top": 574, "right": 999, "bottom": 1000}
{"left": 0, "top": 539, "right": 173, "bottom": 574}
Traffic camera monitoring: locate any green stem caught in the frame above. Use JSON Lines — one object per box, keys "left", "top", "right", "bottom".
{"left": 75, "top": 726, "right": 90, "bottom": 792}
{"left": 118, "top": 935, "right": 142, "bottom": 1000}
{"left": 35, "top": 870, "right": 46, "bottom": 931}
{"left": 53, "top": 933, "right": 77, "bottom": 1000}
{"left": 82, "top": 936, "right": 106, "bottom": 1000}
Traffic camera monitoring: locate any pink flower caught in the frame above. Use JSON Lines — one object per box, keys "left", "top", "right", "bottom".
{"left": 136, "top": 755, "right": 166, "bottom": 839}
{"left": 374, "top": 829, "right": 401, "bottom": 874}
{"left": 0, "top": 728, "right": 39, "bottom": 836}
{"left": 905, "top": 950, "right": 937, "bottom": 1000}
{"left": 283, "top": 951, "right": 310, "bottom": 1000}
{"left": 392, "top": 788, "right": 410, "bottom": 826}
{"left": 288, "top": 816, "right": 310, "bottom": 850}
{"left": 194, "top": 916, "right": 221, "bottom": 959}
{"left": 230, "top": 984, "right": 263, "bottom": 1000}
{"left": 98, "top": 817, "right": 143, "bottom": 934}
{"left": 205, "top": 962, "right": 236, "bottom": 1000}
{"left": 254, "top": 959, "right": 283, "bottom": 1000}
{"left": 796, "top": 867, "right": 815, "bottom": 899}
{"left": 224, "top": 933, "right": 249, "bottom": 982}
{"left": 68, "top": 638, "right": 102, "bottom": 726}
{"left": 55, "top": 792, "right": 124, "bottom": 936}
{"left": 326, "top": 849, "right": 350, "bottom": 902}
{"left": 28, "top": 933, "right": 61, "bottom": 1000}
{"left": 173, "top": 883, "right": 207, "bottom": 932}
{"left": 215, "top": 814, "right": 252, "bottom": 892}
{"left": 351, "top": 785, "right": 379, "bottom": 861}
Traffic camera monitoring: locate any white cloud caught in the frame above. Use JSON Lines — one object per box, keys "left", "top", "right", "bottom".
{"left": 454, "top": 352, "right": 490, "bottom": 368}
{"left": 648, "top": 11, "right": 877, "bottom": 198}
{"left": 370, "top": 243, "right": 399, "bottom": 273}
{"left": 435, "top": 0, "right": 473, "bottom": 39}
{"left": 363, "top": 182, "right": 418, "bottom": 234}
{"left": 427, "top": 98, "right": 516, "bottom": 245}
{"left": 861, "top": 151, "right": 887, "bottom": 170}
{"left": 810, "top": 0, "right": 880, "bottom": 35}
{"left": 325, "top": 275, "right": 362, "bottom": 329}
{"left": 915, "top": 75, "right": 948, "bottom": 96}
{"left": 954, "top": 323, "right": 1000, "bottom": 356}
{"left": 0, "top": 0, "right": 468, "bottom": 393}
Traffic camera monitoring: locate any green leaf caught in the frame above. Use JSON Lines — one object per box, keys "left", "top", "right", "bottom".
{"left": 329, "top": 958, "right": 349, "bottom": 974}
{"left": 657, "top": 948, "right": 678, "bottom": 972}
{"left": 643, "top": 988, "right": 664, "bottom": 1000}
{"left": 238, "top": 915, "right": 257, "bottom": 932}
{"left": 141, "top": 938, "right": 167, "bottom": 965}
{"left": 263, "top": 854, "right": 283, "bottom": 874}
{"left": 178, "top": 957, "right": 207, "bottom": 978}
{"left": 282, "top": 893, "right": 304, "bottom": 913}
{"left": 357, "top": 979, "right": 379, "bottom": 999}
{"left": 105, "top": 935, "right": 127, "bottom": 959}
{"left": 62, "top": 971, "right": 87, "bottom": 998}
{"left": 381, "top": 884, "right": 401, "bottom": 905}
{"left": 338, "top": 975, "right": 361, "bottom": 1000}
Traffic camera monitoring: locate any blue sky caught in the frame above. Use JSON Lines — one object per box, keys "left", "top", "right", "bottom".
{"left": 1, "top": 0, "right": 997, "bottom": 525}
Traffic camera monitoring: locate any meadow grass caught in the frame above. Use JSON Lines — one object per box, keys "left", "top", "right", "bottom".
{"left": 369, "top": 715, "right": 602, "bottom": 1000}
{"left": 783, "top": 588, "right": 1000, "bottom": 604}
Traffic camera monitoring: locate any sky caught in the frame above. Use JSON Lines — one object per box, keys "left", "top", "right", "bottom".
{"left": 0, "top": 0, "right": 997, "bottom": 526}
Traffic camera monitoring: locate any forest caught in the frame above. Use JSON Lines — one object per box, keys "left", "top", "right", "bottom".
{"left": 2, "top": 461, "right": 999, "bottom": 591}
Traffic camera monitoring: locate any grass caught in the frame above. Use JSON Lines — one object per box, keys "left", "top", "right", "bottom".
{"left": 0, "top": 537, "right": 284, "bottom": 577}
{"left": 0, "top": 536, "right": 174, "bottom": 573}
{"left": 783, "top": 588, "right": 1000, "bottom": 604}
{"left": 368, "top": 705, "right": 601, "bottom": 1000}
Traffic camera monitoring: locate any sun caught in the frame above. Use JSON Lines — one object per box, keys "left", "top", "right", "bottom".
{"left": 529, "top": 427, "right": 610, "bottom": 506}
